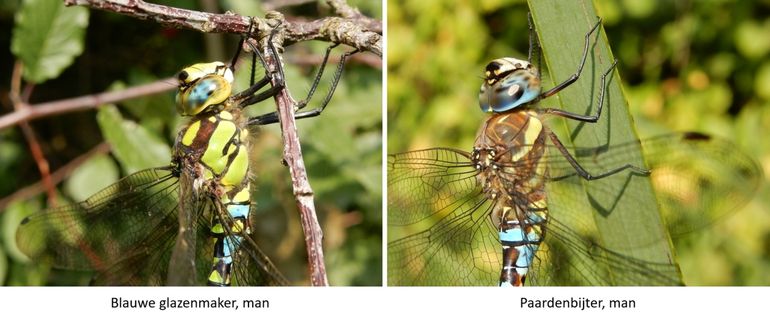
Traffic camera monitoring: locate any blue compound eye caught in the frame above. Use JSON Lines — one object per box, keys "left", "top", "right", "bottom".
{"left": 479, "top": 58, "right": 542, "bottom": 113}
{"left": 176, "top": 75, "right": 232, "bottom": 116}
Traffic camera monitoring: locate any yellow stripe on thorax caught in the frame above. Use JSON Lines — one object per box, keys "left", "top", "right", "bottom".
{"left": 508, "top": 116, "right": 543, "bottom": 162}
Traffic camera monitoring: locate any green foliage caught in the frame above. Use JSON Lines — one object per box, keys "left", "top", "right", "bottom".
{"left": 64, "top": 154, "right": 119, "bottom": 203}
{"left": 1, "top": 1, "right": 381, "bottom": 286}
{"left": 388, "top": 0, "right": 769, "bottom": 285}
{"left": 96, "top": 105, "right": 172, "bottom": 173}
{"left": 11, "top": 0, "right": 88, "bottom": 83}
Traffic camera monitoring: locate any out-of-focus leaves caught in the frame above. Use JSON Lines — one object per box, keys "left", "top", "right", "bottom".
{"left": 64, "top": 154, "right": 119, "bottom": 203}
{"left": 11, "top": 0, "right": 88, "bottom": 83}
{"left": 96, "top": 105, "right": 171, "bottom": 173}
{"left": 1, "top": 200, "right": 41, "bottom": 263}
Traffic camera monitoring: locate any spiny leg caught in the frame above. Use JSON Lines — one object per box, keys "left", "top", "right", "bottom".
{"left": 540, "top": 59, "right": 617, "bottom": 122}
{"left": 247, "top": 45, "right": 361, "bottom": 126}
{"left": 547, "top": 131, "right": 649, "bottom": 181}
{"left": 538, "top": 18, "right": 602, "bottom": 100}
{"left": 527, "top": 12, "right": 543, "bottom": 80}
{"left": 229, "top": 18, "right": 255, "bottom": 71}
{"left": 233, "top": 24, "right": 286, "bottom": 108}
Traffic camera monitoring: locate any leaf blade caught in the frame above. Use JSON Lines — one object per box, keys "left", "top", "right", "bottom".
{"left": 11, "top": 0, "right": 89, "bottom": 83}
{"left": 528, "top": 0, "right": 682, "bottom": 284}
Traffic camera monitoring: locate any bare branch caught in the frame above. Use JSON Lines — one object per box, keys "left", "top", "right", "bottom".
{"left": 261, "top": 22, "right": 329, "bottom": 286}
{"left": 10, "top": 62, "right": 57, "bottom": 208}
{"left": 0, "top": 78, "right": 176, "bottom": 130}
{"left": 326, "top": 0, "right": 382, "bottom": 33}
{"left": 63, "top": 0, "right": 382, "bottom": 56}
{"left": 0, "top": 143, "right": 111, "bottom": 211}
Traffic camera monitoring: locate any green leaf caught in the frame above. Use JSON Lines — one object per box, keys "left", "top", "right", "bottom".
{"left": 11, "top": 0, "right": 89, "bottom": 83}
{"left": 529, "top": 0, "right": 681, "bottom": 284}
{"left": 64, "top": 154, "right": 119, "bottom": 203}
{"left": 1, "top": 199, "right": 41, "bottom": 263}
{"left": 96, "top": 105, "right": 171, "bottom": 173}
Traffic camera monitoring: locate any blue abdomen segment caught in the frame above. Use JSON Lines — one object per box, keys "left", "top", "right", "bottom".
{"left": 498, "top": 223, "right": 543, "bottom": 287}
{"left": 207, "top": 201, "right": 251, "bottom": 286}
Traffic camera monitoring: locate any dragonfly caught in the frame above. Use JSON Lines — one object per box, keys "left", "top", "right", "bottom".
{"left": 15, "top": 23, "right": 357, "bottom": 286}
{"left": 387, "top": 16, "right": 761, "bottom": 286}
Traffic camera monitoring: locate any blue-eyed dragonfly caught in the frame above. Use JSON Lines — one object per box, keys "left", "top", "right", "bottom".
{"left": 15, "top": 24, "right": 358, "bottom": 286}
{"left": 387, "top": 16, "right": 761, "bottom": 286}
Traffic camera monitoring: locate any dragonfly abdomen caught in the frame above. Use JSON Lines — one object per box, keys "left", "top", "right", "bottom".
{"left": 473, "top": 111, "right": 551, "bottom": 286}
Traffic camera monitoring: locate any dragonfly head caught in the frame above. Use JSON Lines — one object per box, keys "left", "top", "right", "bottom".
{"left": 175, "top": 62, "right": 235, "bottom": 116}
{"left": 479, "top": 58, "right": 541, "bottom": 113}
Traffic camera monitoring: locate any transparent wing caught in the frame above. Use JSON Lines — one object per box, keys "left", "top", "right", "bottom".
{"left": 388, "top": 148, "right": 680, "bottom": 286}
{"left": 16, "top": 167, "right": 181, "bottom": 285}
{"left": 387, "top": 132, "right": 760, "bottom": 286}
{"left": 16, "top": 166, "right": 288, "bottom": 286}
{"left": 223, "top": 201, "right": 289, "bottom": 286}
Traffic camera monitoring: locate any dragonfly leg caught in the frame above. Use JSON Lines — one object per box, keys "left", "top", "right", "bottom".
{"left": 540, "top": 59, "right": 617, "bottom": 123}
{"left": 537, "top": 17, "right": 602, "bottom": 100}
{"left": 247, "top": 46, "right": 360, "bottom": 126}
{"left": 547, "top": 131, "right": 650, "bottom": 180}
{"left": 236, "top": 24, "right": 287, "bottom": 109}
{"left": 527, "top": 12, "right": 542, "bottom": 80}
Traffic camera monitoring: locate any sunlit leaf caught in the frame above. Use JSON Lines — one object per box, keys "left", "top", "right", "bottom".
{"left": 96, "top": 106, "right": 171, "bottom": 173}
{"left": 11, "top": 0, "right": 88, "bottom": 83}
{"left": 529, "top": 0, "right": 681, "bottom": 284}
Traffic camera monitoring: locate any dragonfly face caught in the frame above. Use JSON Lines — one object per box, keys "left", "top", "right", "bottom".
{"left": 175, "top": 62, "right": 235, "bottom": 116}
{"left": 479, "top": 57, "right": 542, "bottom": 113}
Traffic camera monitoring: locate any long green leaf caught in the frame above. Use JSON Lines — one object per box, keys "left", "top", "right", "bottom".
{"left": 11, "top": 0, "right": 88, "bottom": 83}
{"left": 528, "top": 0, "right": 682, "bottom": 284}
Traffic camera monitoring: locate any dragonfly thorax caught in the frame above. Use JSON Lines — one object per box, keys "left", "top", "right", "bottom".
{"left": 479, "top": 57, "right": 542, "bottom": 113}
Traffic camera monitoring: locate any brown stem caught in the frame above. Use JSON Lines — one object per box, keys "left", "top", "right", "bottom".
{"left": 63, "top": 0, "right": 382, "bottom": 56}
{"left": 10, "top": 62, "right": 57, "bottom": 207}
{"left": 0, "top": 143, "right": 111, "bottom": 211}
{"left": 0, "top": 78, "right": 176, "bottom": 130}
{"left": 262, "top": 20, "right": 329, "bottom": 286}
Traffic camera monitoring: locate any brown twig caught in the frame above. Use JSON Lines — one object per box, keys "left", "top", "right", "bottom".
{"left": 325, "top": 0, "right": 381, "bottom": 33}
{"left": 0, "top": 143, "right": 111, "bottom": 211}
{"left": 62, "top": 0, "right": 382, "bottom": 56}
{"left": 9, "top": 62, "right": 58, "bottom": 207}
{"left": 262, "top": 16, "right": 328, "bottom": 286}
{"left": 288, "top": 52, "right": 382, "bottom": 70}
{"left": 0, "top": 78, "right": 176, "bottom": 130}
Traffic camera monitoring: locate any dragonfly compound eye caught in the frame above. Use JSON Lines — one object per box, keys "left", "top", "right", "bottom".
{"left": 176, "top": 75, "right": 233, "bottom": 116}
{"left": 479, "top": 58, "right": 541, "bottom": 113}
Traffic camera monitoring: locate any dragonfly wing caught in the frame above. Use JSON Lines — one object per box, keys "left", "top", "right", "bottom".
{"left": 388, "top": 148, "right": 499, "bottom": 285}
{"left": 231, "top": 231, "right": 289, "bottom": 286}
{"left": 527, "top": 216, "right": 682, "bottom": 285}
{"left": 388, "top": 148, "right": 480, "bottom": 225}
{"left": 166, "top": 171, "right": 207, "bottom": 285}
{"left": 540, "top": 132, "right": 762, "bottom": 239}
{"left": 641, "top": 132, "right": 762, "bottom": 235}
{"left": 16, "top": 167, "right": 181, "bottom": 285}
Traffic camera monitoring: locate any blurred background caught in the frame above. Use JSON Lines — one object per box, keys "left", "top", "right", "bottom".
{"left": 388, "top": 0, "right": 770, "bottom": 285}
{"left": 0, "top": 0, "right": 382, "bottom": 286}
